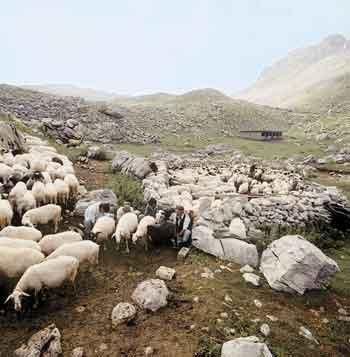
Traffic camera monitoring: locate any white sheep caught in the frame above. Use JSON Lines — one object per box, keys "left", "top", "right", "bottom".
{"left": 5, "top": 256, "right": 79, "bottom": 311}
{"left": 0, "top": 199, "right": 13, "bottom": 229}
{"left": 39, "top": 230, "right": 82, "bottom": 255}
{"left": 0, "top": 226, "right": 42, "bottom": 241}
{"left": 44, "top": 183, "right": 57, "bottom": 204}
{"left": 0, "top": 237, "right": 41, "bottom": 251}
{"left": 0, "top": 163, "right": 14, "bottom": 185}
{"left": 8, "top": 181, "right": 27, "bottom": 208}
{"left": 54, "top": 179, "right": 69, "bottom": 206}
{"left": 30, "top": 159, "right": 48, "bottom": 173}
{"left": 22, "top": 204, "right": 62, "bottom": 233}
{"left": 42, "top": 171, "right": 52, "bottom": 184}
{"left": 116, "top": 205, "right": 134, "bottom": 221}
{"left": 64, "top": 174, "right": 79, "bottom": 200}
{"left": 46, "top": 241, "right": 99, "bottom": 267}
{"left": 16, "top": 191, "right": 36, "bottom": 217}
{"left": 32, "top": 181, "right": 46, "bottom": 207}
{"left": 91, "top": 215, "right": 116, "bottom": 245}
{"left": 132, "top": 215, "right": 156, "bottom": 251}
{"left": 0, "top": 246, "right": 45, "bottom": 279}
{"left": 113, "top": 212, "right": 138, "bottom": 253}
{"left": 2, "top": 152, "right": 15, "bottom": 167}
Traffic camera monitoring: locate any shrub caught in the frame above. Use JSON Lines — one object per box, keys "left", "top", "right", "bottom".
{"left": 107, "top": 173, "right": 144, "bottom": 209}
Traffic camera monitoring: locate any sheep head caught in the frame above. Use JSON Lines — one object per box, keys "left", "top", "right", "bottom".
{"left": 5, "top": 291, "right": 30, "bottom": 311}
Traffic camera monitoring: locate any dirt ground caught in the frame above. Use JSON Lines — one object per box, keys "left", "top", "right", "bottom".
{"left": 1, "top": 160, "right": 350, "bottom": 356}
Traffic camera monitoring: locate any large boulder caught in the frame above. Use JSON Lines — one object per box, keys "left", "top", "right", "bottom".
{"left": 192, "top": 226, "right": 259, "bottom": 267}
{"left": 0, "top": 121, "right": 27, "bottom": 154}
{"left": 221, "top": 336, "right": 272, "bottom": 357}
{"left": 229, "top": 218, "right": 247, "bottom": 239}
{"left": 112, "top": 151, "right": 156, "bottom": 179}
{"left": 132, "top": 279, "right": 169, "bottom": 312}
{"left": 74, "top": 189, "right": 118, "bottom": 216}
{"left": 260, "top": 235, "right": 340, "bottom": 294}
{"left": 14, "top": 323, "right": 62, "bottom": 357}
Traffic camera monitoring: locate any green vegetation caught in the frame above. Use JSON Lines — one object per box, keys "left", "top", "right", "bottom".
{"left": 107, "top": 172, "right": 144, "bottom": 209}
{"left": 0, "top": 113, "right": 35, "bottom": 135}
{"left": 329, "top": 243, "right": 350, "bottom": 297}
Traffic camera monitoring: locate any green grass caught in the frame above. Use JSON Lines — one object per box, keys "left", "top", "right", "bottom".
{"left": 0, "top": 113, "right": 35, "bottom": 135}
{"left": 106, "top": 172, "right": 144, "bottom": 209}
{"left": 329, "top": 243, "right": 350, "bottom": 297}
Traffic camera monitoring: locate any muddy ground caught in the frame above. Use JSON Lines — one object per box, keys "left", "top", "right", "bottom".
{"left": 0, "top": 160, "right": 350, "bottom": 356}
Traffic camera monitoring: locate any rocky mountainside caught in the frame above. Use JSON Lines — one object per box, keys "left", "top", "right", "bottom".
{"left": 0, "top": 85, "right": 312, "bottom": 145}
{"left": 237, "top": 34, "right": 350, "bottom": 110}
{"left": 0, "top": 84, "right": 158, "bottom": 145}
{"left": 22, "top": 84, "right": 121, "bottom": 102}
{"left": 110, "top": 88, "right": 310, "bottom": 138}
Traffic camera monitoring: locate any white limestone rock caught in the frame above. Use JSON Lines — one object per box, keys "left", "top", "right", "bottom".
{"left": 132, "top": 279, "right": 169, "bottom": 312}
{"left": 221, "top": 336, "right": 272, "bottom": 357}
{"left": 111, "top": 302, "right": 137, "bottom": 327}
{"left": 260, "top": 235, "right": 340, "bottom": 294}
{"left": 156, "top": 266, "right": 176, "bottom": 281}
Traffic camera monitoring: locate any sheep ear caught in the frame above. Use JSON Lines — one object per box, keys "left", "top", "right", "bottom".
{"left": 4, "top": 294, "right": 13, "bottom": 304}
{"left": 21, "top": 292, "right": 30, "bottom": 297}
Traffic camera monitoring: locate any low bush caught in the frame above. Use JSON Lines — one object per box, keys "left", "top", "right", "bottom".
{"left": 107, "top": 173, "right": 144, "bottom": 209}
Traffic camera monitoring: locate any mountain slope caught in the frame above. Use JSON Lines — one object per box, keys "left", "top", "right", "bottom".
{"left": 237, "top": 34, "right": 350, "bottom": 109}
{"left": 22, "top": 84, "right": 121, "bottom": 102}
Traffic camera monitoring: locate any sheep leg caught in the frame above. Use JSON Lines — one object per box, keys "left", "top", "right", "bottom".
{"left": 125, "top": 239, "right": 130, "bottom": 254}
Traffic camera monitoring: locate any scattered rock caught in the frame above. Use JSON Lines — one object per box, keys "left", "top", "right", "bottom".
{"left": 260, "top": 235, "right": 340, "bottom": 294}
{"left": 243, "top": 273, "right": 261, "bottom": 287}
{"left": 14, "top": 324, "right": 62, "bottom": 357}
{"left": 220, "top": 312, "right": 229, "bottom": 319}
{"left": 221, "top": 336, "right": 272, "bottom": 357}
{"left": 266, "top": 314, "right": 278, "bottom": 322}
{"left": 254, "top": 299, "right": 263, "bottom": 308}
{"left": 260, "top": 323, "right": 271, "bottom": 337}
{"left": 177, "top": 247, "right": 190, "bottom": 260}
{"left": 299, "top": 326, "right": 319, "bottom": 344}
{"left": 144, "top": 346, "right": 154, "bottom": 356}
{"left": 71, "top": 347, "right": 85, "bottom": 357}
{"left": 111, "top": 302, "right": 137, "bottom": 327}
{"left": 240, "top": 265, "right": 254, "bottom": 274}
{"left": 132, "top": 279, "right": 169, "bottom": 312}
{"left": 0, "top": 120, "right": 27, "bottom": 154}
{"left": 155, "top": 266, "right": 176, "bottom": 281}
{"left": 201, "top": 267, "right": 214, "bottom": 279}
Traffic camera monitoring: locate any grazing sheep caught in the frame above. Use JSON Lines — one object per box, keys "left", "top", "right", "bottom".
{"left": 44, "top": 183, "right": 58, "bottom": 204}
{"left": 132, "top": 216, "right": 156, "bottom": 251}
{"left": 54, "top": 179, "right": 69, "bottom": 206}
{"left": 5, "top": 256, "right": 79, "bottom": 312}
{"left": 39, "top": 230, "right": 82, "bottom": 255}
{"left": 22, "top": 204, "right": 62, "bottom": 233}
{"left": 0, "top": 237, "right": 41, "bottom": 251}
{"left": 64, "top": 174, "right": 79, "bottom": 200}
{"left": 32, "top": 181, "right": 46, "bottom": 207}
{"left": 46, "top": 241, "right": 99, "bottom": 267}
{"left": 116, "top": 204, "right": 133, "bottom": 221}
{"left": 91, "top": 215, "right": 116, "bottom": 246}
{"left": 8, "top": 181, "right": 27, "bottom": 208}
{"left": 0, "top": 247, "right": 45, "bottom": 279}
{"left": 16, "top": 191, "right": 36, "bottom": 217}
{"left": 113, "top": 212, "right": 138, "bottom": 253}
{"left": 0, "top": 226, "right": 42, "bottom": 241}
{"left": 0, "top": 199, "right": 13, "bottom": 229}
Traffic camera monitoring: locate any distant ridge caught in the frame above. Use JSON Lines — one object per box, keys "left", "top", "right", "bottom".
{"left": 237, "top": 34, "right": 350, "bottom": 110}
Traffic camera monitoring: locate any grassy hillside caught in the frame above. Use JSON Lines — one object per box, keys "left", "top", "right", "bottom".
{"left": 111, "top": 88, "right": 311, "bottom": 141}
{"left": 237, "top": 34, "right": 350, "bottom": 109}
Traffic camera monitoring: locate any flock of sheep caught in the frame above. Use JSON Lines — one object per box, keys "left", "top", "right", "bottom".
{"left": 0, "top": 136, "right": 174, "bottom": 314}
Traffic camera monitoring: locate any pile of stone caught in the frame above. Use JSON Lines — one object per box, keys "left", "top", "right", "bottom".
{"left": 0, "top": 84, "right": 159, "bottom": 145}
{"left": 0, "top": 118, "right": 28, "bottom": 153}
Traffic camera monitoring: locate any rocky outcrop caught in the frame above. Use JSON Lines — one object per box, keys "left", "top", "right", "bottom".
{"left": 74, "top": 189, "right": 118, "bottom": 216}
{"left": 111, "top": 303, "right": 137, "bottom": 327}
{"left": 192, "top": 226, "right": 259, "bottom": 267}
{"left": 0, "top": 117, "right": 27, "bottom": 154}
{"left": 260, "top": 235, "right": 340, "bottom": 294}
{"left": 112, "top": 151, "right": 157, "bottom": 180}
{"left": 0, "top": 84, "right": 159, "bottom": 145}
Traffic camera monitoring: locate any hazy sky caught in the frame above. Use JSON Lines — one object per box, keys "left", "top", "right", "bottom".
{"left": 1, "top": 1, "right": 350, "bottom": 95}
